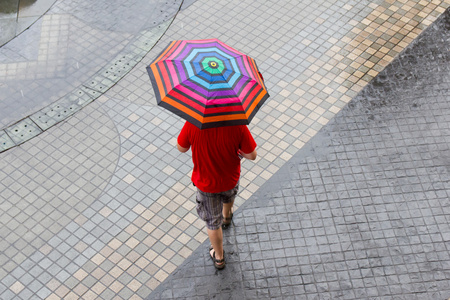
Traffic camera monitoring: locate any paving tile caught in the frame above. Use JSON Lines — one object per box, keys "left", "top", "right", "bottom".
{"left": 147, "top": 5, "right": 450, "bottom": 299}
{"left": 1, "top": 0, "right": 450, "bottom": 300}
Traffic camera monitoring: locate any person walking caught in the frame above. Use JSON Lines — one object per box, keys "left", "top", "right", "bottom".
{"left": 177, "top": 121, "right": 257, "bottom": 269}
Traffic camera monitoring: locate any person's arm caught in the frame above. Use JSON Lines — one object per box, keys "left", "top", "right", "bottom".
{"left": 177, "top": 122, "right": 191, "bottom": 153}
{"left": 177, "top": 143, "right": 190, "bottom": 153}
{"left": 238, "top": 149, "right": 257, "bottom": 160}
{"left": 239, "top": 126, "right": 257, "bottom": 160}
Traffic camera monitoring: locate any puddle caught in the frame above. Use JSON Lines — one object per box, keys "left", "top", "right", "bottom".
{"left": 0, "top": 1, "right": 18, "bottom": 18}
{"left": 0, "top": 0, "right": 55, "bottom": 47}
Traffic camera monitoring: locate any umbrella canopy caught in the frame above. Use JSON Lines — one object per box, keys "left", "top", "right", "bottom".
{"left": 147, "top": 39, "right": 269, "bottom": 129}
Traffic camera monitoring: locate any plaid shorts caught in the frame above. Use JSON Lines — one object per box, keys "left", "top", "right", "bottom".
{"left": 195, "top": 183, "right": 239, "bottom": 230}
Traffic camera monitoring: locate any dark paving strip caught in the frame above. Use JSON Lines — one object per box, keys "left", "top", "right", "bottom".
{"left": 146, "top": 8, "right": 450, "bottom": 300}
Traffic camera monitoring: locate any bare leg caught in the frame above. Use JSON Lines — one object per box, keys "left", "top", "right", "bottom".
{"left": 223, "top": 199, "right": 234, "bottom": 220}
{"left": 207, "top": 227, "right": 224, "bottom": 262}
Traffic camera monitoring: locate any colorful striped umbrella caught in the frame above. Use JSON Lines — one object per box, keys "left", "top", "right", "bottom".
{"left": 147, "top": 39, "right": 269, "bottom": 129}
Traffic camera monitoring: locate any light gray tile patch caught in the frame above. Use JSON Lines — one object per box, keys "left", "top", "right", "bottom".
{"left": 0, "top": 102, "right": 119, "bottom": 297}
{"left": 1, "top": 98, "right": 191, "bottom": 298}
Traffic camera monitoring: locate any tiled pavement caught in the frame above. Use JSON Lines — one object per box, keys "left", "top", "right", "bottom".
{"left": 149, "top": 8, "right": 450, "bottom": 299}
{"left": 0, "top": 0, "right": 450, "bottom": 299}
{"left": 0, "top": 0, "right": 184, "bottom": 131}
{"left": 0, "top": 0, "right": 57, "bottom": 46}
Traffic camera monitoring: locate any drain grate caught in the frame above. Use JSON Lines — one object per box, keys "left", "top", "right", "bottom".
{"left": 5, "top": 118, "right": 43, "bottom": 145}
{"left": 133, "top": 25, "right": 167, "bottom": 52}
{"left": 0, "top": 130, "right": 15, "bottom": 152}
{"left": 101, "top": 55, "right": 137, "bottom": 81}
{"left": 80, "top": 86, "right": 101, "bottom": 99}
{"left": 83, "top": 75, "right": 116, "bottom": 93}
{"left": 30, "top": 89, "right": 95, "bottom": 130}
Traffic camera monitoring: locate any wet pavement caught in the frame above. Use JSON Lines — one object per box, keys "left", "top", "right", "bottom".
{"left": 0, "top": 0, "right": 57, "bottom": 47}
{"left": 0, "top": 0, "right": 184, "bottom": 131}
{"left": 149, "top": 9, "right": 450, "bottom": 299}
{"left": 0, "top": 0, "right": 450, "bottom": 299}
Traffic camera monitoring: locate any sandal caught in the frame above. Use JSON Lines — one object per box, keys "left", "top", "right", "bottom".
{"left": 209, "top": 246, "right": 225, "bottom": 270}
{"left": 222, "top": 210, "right": 234, "bottom": 229}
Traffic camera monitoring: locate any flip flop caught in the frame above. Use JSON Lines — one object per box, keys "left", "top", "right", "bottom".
{"left": 209, "top": 246, "right": 225, "bottom": 270}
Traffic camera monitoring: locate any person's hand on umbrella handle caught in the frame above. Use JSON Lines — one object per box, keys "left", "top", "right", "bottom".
{"left": 238, "top": 149, "right": 257, "bottom": 161}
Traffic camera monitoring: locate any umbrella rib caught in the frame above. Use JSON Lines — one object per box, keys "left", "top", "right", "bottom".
{"left": 161, "top": 60, "right": 176, "bottom": 92}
